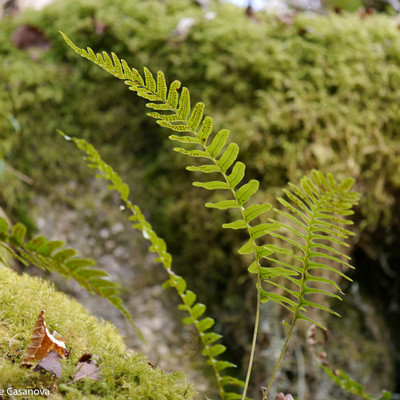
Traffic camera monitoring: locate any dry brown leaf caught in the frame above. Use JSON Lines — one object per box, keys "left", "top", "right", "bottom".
{"left": 33, "top": 351, "right": 63, "bottom": 378}
{"left": 22, "top": 310, "right": 66, "bottom": 365}
{"left": 73, "top": 353, "right": 101, "bottom": 382}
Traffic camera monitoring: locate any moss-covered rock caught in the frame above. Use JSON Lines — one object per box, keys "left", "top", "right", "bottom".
{"left": 1, "top": 0, "right": 399, "bottom": 392}
{"left": 0, "top": 266, "right": 195, "bottom": 399}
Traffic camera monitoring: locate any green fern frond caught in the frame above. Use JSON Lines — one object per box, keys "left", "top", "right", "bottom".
{"left": 60, "top": 33, "right": 279, "bottom": 398}
{"left": 60, "top": 33, "right": 275, "bottom": 257}
{"left": 0, "top": 217, "right": 145, "bottom": 342}
{"left": 259, "top": 171, "right": 359, "bottom": 399}
{"left": 59, "top": 132, "right": 242, "bottom": 400}
{"left": 320, "top": 365, "right": 392, "bottom": 400}
{"left": 259, "top": 170, "right": 359, "bottom": 329}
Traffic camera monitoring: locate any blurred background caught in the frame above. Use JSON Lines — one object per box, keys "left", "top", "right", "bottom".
{"left": 0, "top": 0, "right": 399, "bottom": 399}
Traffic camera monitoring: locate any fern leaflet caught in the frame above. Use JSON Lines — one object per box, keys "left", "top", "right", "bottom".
{"left": 262, "top": 170, "right": 359, "bottom": 329}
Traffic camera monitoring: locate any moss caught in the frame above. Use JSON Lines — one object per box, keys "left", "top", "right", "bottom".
{"left": 2, "top": 1, "right": 400, "bottom": 283}
{"left": 1, "top": 0, "right": 400, "bottom": 383}
{"left": 0, "top": 266, "right": 195, "bottom": 399}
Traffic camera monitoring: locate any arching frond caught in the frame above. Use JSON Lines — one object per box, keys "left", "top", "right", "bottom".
{"left": 60, "top": 32, "right": 277, "bottom": 308}
{"left": 0, "top": 217, "right": 144, "bottom": 342}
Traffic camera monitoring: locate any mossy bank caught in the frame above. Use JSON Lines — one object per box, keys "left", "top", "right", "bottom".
{"left": 1, "top": 0, "right": 400, "bottom": 393}
{"left": 1, "top": 0, "right": 400, "bottom": 321}
{"left": 0, "top": 266, "right": 195, "bottom": 400}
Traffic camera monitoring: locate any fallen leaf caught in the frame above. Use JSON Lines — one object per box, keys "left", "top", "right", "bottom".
{"left": 22, "top": 310, "right": 66, "bottom": 365}
{"left": 73, "top": 353, "right": 101, "bottom": 382}
{"left": 33, "top": 351, "right": 62, "bottom": 378}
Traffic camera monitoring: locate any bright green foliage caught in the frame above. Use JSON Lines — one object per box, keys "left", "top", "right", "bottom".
{"left": 320, "top": 365, "right": 392, "bottom": 400}
{"left": 0, "top": 2, "right": 395, "bottom": 395}
{"left": 260, "top": 170, "right": 360, "bottom": 329}
{"left": 3, "top": 7, "right": 400, "bottom": 372}
{"left": 61, "top": 36, "right": 359, "bottom": 328}
{"left": 61, "top": 35, "right": 360, "bottom": 399}
{"left": 0, "top": 216, "right": 143, "bottom": 341}
{"left": 0, "top": 267, "right": 195, "bottom": 400}
{"left": 59, "top": 33, "right": 278, "bottom": 268}
{"left": 59, "top": 132, "right": 243, "bottom": 400}
{"left": 2, "top": 1, "right": 400, "bottom": 283}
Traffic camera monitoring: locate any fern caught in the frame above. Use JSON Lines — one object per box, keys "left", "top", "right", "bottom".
{"left": 59, "top": 133, "right": 244, "bottom": 400}
{"left": 61, "top": 33, "right": 360, "bottom": 399}
{"left": 0, "top": 217, "right": 144, "bottom": 342}
{"left": 263, "top": 171, "right": 359, "bottom": 328}
{"left": 258, "top": 171, "right": 359, "bottom": 397}
{"left": 320, "top": 366, "right": 392, "bottom": 400}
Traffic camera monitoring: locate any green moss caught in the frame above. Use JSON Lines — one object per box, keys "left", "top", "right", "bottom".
{"left": 0, "top": 266, "right": 195, "bottom": 399}
{"left": 2, "top": 0, "right": 400, "bottom": 374}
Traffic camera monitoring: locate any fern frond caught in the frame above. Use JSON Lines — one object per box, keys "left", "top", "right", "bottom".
{"left": 260, "top": 170, "right": 359, "bottom": 329}
{"left": 60, "top": 33, "right": 275, "bottom": 253}
{"left": 320, "top": 365, "right": 381, "bottom": 400}
{"left": 0, "top": 217, "right": 145, "bottom": 342}
{"left": 60, "top": 34, "right": 281, "bottom": 399}
{"left": 59, "top": 132, "right": 243, "bottom": 400}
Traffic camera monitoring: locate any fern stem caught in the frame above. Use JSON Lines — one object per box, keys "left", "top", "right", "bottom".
{"left": 262, "top": 314, "right": 297, "bottom": 400}
{"left": 262, "top": 196, "right": 319, "bottom": 399}
{"left": 241, "top": 272, "right": 262, "bottom": 400}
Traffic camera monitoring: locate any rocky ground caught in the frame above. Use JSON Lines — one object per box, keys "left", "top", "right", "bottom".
{"left": 25, "top": 176, "right": 397, "bottom": 400}
{"left": 29, "top": 179, "right": 214, "bottom": 398}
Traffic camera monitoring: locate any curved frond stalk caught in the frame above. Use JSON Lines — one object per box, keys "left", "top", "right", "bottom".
{"left": 59, "top": 132, "right": 244, "bottom": 400}
{"left": 0, "top": 217, "right": 145, "bottom": 342}
{"left": 261, "top": 170, "right": 359, "bottom": 398}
